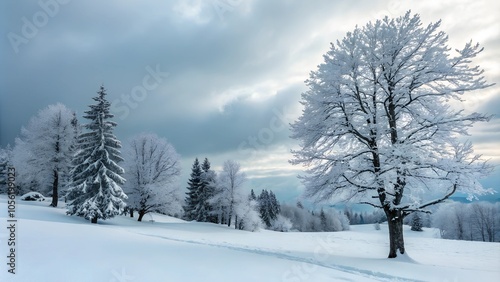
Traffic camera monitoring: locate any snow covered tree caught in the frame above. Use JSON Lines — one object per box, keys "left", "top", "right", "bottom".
{"left": 211, "top": 160, "right": 247, "bottom": 228}
{"left": 290, "top": 12, "right": 493, "bottom": 258}
{"left": 470, "top": 202, "right": 498, "bottom": 242}
{"left": 257, "top": 189, "right": 281, "bottom": 227}
{"left": 258, "top": 190, "right": 272, "bottom": 227}
{"left": 249, "top": 189, "right": 257, "bottom": 201}
{"left": 271, "top": 214, "right": 293, "bottom": 232}
{"left": 200, "top": 158, "right": 218, "bottom": 223}
{"left": 184, "top": 158, "right": 202, "bottom": 221}
{"left": 123, "top": 133, "right": 182, "bottom": 221}
{"left": 410, "top": 212, "right": 423, "bottom": 231}
{"left": 11, "top": 103, "right": 77, "bottom": 206}
{"left": 234, "top": 195, "right": 262, "bottom": 232}
{"left": 0, "top": 145, "right": 12, "bottom": 194}
{"left": 66, "top": 86, "right": 127, "bottom": 224}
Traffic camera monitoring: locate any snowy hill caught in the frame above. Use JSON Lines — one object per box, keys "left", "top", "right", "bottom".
{"left": 1, "top": 195, "right": 499, "bottom": 282}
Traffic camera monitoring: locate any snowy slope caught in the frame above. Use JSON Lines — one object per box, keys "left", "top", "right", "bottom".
{"left": 0, "top": 196, "right": 499, "bottom": 282}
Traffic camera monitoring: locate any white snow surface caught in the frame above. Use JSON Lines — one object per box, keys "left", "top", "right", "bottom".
{"left": 1, "top": 195, "right": 499, "bottom": 282}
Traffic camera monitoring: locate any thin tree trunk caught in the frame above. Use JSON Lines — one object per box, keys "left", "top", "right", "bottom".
{"left": 91, "top": 215, "right": 98, "bottom": 224}
{"left": 129, "top": 208, "right": 134, "bottom": 218}
{"left": 387, "top": 210, "right": 405, "bottom": 258}
{"left": 50, "top": 169, "right": 58, "bottom": 207}
{"left": 227, "top": 210, "right": 232, "bottom": 227}
{"left": 234, "top": 215, "right": 238, "bottom": 230}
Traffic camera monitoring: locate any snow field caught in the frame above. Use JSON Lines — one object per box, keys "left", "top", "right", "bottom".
{"left": 0, "top": 196, "right": 499, "bottom": 282}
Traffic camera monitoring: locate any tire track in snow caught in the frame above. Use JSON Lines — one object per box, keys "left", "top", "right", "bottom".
{"left": 132, "top": 231, "right": 423, "bottom": 282}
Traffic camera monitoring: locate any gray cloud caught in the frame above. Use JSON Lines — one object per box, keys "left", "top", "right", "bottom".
{"left": 2, "top": 0, "right": 499, "bottom": 202}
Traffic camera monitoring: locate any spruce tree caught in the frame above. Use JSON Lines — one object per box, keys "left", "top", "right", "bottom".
{"left": 249, "top": 189, "right": 256, "bottom": 201}
{"left": 66, "top": 85, "right": 127, "bottom": 224}
{"left": 411, "top": 212, "right": 423, "bottom": 232}
{"left": 258, "top": 190, "right": 272, "bottom": 227}
{"left": 269, "top": 190, "right": 280, "bottom": 220}
{"left": 184, "top": 158, "right": 202, "bottom": 220}
{"left": 201, "top": 158, "right": 218, "bottom": 223}
{"left": 320, "top": 208, "right": 328, "bottom": 231}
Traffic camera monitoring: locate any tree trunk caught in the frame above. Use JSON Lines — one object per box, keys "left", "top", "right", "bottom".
{"left": 386, "top": 209, "right": 405, "bottom": 258}
{"left": 91, "top": 215, "right": 98, "bottom": 224}
{"left": 129, "top": 209, "right": 134, "bottom": 218}
{"left": 50, "top": 169, "right": 58, "bottom": 207}
{"left": 227, "top": 210, "right": 232, "bottom": 227}
{"left": 234, "top": 215, "right": 238, "bottom": 230}
{"left": 138, "top": 210, "right": 145, "bottom": 222}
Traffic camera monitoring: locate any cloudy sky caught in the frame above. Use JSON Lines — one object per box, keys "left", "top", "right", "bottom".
{"left": 1, "top": 0, "right": 499, "bottom": 205}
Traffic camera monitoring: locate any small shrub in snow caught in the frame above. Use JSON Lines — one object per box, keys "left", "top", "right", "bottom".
{"left": 270, "top": 215, "right": 293, "bottom": 232}
{"left": 20, "top": 192, "right": 45, "bottom": 201}
{"left": 411, "top": 213, "right": 423, "bottom": 232}
{"left": 235, "top": 199, "right": 263, "bottom": 232}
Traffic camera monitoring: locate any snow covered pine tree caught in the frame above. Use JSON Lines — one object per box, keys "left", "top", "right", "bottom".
{"left": 291, "top": 12, "right": 493, "bottom": 258}
{"left": 184, "top": 158, "right": 203, "bottom": 221}
{"left": 66, "top": 85, "right": 127, "bottom": 224}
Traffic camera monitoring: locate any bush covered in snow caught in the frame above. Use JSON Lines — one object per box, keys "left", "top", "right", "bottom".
{"left": 20, "top": 192, "right": 46, "bottom": 201}
{"left": 270, "top": 215, "right": 293, "bottom": 232}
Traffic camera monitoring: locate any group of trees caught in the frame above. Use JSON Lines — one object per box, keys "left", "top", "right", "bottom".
{"left": 280, "top": 203, "right": 350, "bottom": 232}
{"left": 184, "top": 158, "right": 262, "bottom": 231}
{"left": 433, "top": 201, "right": 500, "bottom": 242}
{"left": 254, "top": 189, "right": 280, "bottom": 227}
{"left": 3, "top": 86, "right": 182, "bottom": 224}
{"left": 343, "top": 207, "right": 387, "bottom": 225}
{"left": 0, "top": 11, "right": 496, "bottom": 257}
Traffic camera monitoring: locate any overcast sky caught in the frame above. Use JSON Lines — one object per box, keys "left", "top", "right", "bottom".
{"left": 1, "top": 0, "right": 499, "bottom": 205}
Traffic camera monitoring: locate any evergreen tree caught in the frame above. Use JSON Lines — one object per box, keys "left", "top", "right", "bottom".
{"left": 411, "top": 212, "right": 423, "bottom": 232}
{"left": 258, "top": 189, "right": 271, "bottom": 227}
{"left": 257, "top": 189, "right": 280, "bottom": 228}
{"left": 320, "top": 208, "right": 328, "bottom": 231}
{"left": 269, "top": 190, "right": 280, "bottom": 220}
{"left": 66, "top": 86, "right": 127, "bottom": 224}
{"left": 200, "top": 158, "right": 218, "bottom": 223}
{"left": 249, "top": 189, "right": 257, "bottom": 201}
{"left": 184, "top": 158, "right": 202, "bottom": 220}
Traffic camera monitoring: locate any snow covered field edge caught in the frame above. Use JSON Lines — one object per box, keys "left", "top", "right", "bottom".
{"left": 0, "top": 195, "right": 499, "bottom": 282}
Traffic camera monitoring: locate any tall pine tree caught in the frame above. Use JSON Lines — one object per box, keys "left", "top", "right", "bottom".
{"left": 66, "top": 85, "right": 127, "bottom": 224}
{"left": 201, "top": 158, "right": 218, "bottom": 223}
{"left": 184, "top": 158, "right": 202, "bottom": 220}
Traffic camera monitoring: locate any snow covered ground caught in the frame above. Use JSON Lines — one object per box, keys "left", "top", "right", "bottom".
{"left": 1, "top": 195, "right": 499, "bottom": 282}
